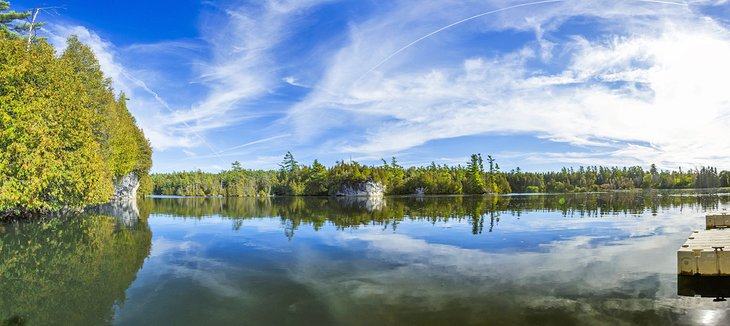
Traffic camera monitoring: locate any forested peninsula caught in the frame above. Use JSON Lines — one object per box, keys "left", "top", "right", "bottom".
{"left": 0, "top": 1, "right": 152, "bottom": 218}
{"left": 151, "top": 152, "right": 730, "bottom": 197}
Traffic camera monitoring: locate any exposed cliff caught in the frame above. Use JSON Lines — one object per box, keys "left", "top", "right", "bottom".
{"left": 113, "top": 173, "right": 140, "bottom": 200}
{"left": 335, "top": 180, "right": 386, "bottom": 197}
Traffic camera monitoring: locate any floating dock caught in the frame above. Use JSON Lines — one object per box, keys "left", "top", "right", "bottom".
{"left": 705, "top": 211, "right": 730, "bottom": 229}
{"left": 678, "top": 211, "right": 730, "bottom": 276}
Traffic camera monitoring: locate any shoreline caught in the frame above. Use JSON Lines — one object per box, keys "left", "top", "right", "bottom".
{"left": 146, "top": 187, "right": 730, "bottom": 199}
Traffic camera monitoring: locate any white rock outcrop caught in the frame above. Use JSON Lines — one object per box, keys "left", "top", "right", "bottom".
{"left": 335, "top": 180, "right": 386, "bottom": 197}
{"left": 113, "top": 172, "right": 140, "bottom": 200}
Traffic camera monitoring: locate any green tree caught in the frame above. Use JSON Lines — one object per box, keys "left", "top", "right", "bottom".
{"left": 1, "top": 30, "right": 152, "bottom": 216}
{"left": 279, "top": 151, "right": 299, "bottom": 172}
{"left": 231, "top": 161, "right": 242, "bottom": 171}
{"left": 61, "top": 37, "right": 152, "bottom": 189}
{"left": 486, "top": 155, "right": 499, "bottom": 193}
{"left": 0, "top": 1, "right": 29, "bottom": 40}
{"left": 465, "top": 154, "right": 485, "bottom": 194}
{"left": 304, "top": 159, "right": 328, "bottom": 195}
{"left": 0, "top": 38, "right": 113, "bottom": 214}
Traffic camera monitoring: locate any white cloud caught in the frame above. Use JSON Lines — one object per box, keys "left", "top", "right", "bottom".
{"left": 39, "top": 0, "right": 730, "bottom": 170}
{"left": 286, "top": 0, "right": 730, "bottom": 169}
{"left": 42, "top": 0, "right": 331, "bottom": 156}
{"left": 178, "top": 0, "right": 332, "bottom": 129}
{"left": 45, "top": 25, "right": 200, "bottom": 151}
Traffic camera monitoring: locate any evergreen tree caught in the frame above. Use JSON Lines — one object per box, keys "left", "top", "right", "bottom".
{"left": 486, "top": 155, "right": 498, "bottom": 193}
{"left": 231, "top": 161, "right": 242, "bottom": 171}
{"left": 0, "top": 1, "right": 30, "bottom": 40}
{"left": 279, "top": 151, "right": 299, "bottom": 172}
{"left": 465, "top": 154, "right": 485, "bottom": 194}
{"left": 1, "top": 17, "right": 153, "bottom": 215}
{"left": 304, "top": 159, "right": 328, "bottom": 195}
{"left": 0, "top": 38, "right": 112, "bottom": 214}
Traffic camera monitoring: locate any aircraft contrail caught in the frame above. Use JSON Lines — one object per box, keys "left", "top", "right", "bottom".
{"left": 120, "top": 70, "right": 228, "bottom": 165}
{"left": 354, "top": 0, "right": 689, "bottom": 85}
{"left": 44, "top": 26, "right": 229, "bottom": 166}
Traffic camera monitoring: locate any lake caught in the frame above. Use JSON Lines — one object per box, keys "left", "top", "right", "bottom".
{"left": 2, "top": 191, "right": 730, "bottom": 325}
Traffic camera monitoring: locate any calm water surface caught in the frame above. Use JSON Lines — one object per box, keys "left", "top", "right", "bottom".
{"left": 3, "top": 192, "right": 730, "bottom": 325}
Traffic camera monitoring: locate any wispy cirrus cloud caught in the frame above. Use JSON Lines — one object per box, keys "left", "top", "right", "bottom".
{"left": 41, "top": 0, "right": 730, "bottom": 171}
{"left": 285, "top": 0, "right": 730, "bottom": 169}
{"left": 173, "top": 0, "right": 333, "bottom": 130}
{"left": 42, "top": 0, "right": 331, "bottom": 170}
{"left": 45, "top": 25, "right": 202, "bottom": 151}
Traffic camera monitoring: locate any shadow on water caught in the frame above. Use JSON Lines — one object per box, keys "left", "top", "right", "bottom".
{"left": 147, "top": 190, "right": 730, "bottom": 238}
{"left": 678, "top": 275, "right": 730, "bottom": 301}
{"left": 0, "top": 201, "right": 152, "bottom": 326}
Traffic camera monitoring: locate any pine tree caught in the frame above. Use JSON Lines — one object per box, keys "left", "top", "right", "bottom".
{"left": 0, "top": 1, "right": 30, "bottom": 40}
{"left": 465, "top": 154, "right": 485, "bottom": 194}
{"left": 231, "top": 161, "right": 242, "bottom": 171}
{"left": 279, "top": 151, "right": 299, "bottom": 172}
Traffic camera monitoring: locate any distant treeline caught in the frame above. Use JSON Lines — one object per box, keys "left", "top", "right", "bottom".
{"left": 150, "top": 152, "right": 730, "bottom": 196}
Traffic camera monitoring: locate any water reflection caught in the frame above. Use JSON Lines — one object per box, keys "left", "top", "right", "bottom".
{"left": 4, "top": 192, "right": 730, "bottom": 325}
{"left": 0, "top": 201, "right": 152, "bottom": 326}
{"left": 148, "top": 191, "right": 729, "bottom": 238}
{"left": 113, "top": 192, "right": 730, "bottom": 325}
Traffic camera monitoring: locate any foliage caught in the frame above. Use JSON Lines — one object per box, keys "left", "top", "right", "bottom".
{"left": 0, "top": 14, "right": 152, "bottom": 216}
{"left": 0, "top": 38, "right": 113, "bottom": 214}
{"left": 61, "top": 37, "right": 152, "bottom": 181}
{"left": 151, "top": 152, "right": 730, "bottom": 197}
{"left": 0, "top": 1, "right": 29, "bottom": 40}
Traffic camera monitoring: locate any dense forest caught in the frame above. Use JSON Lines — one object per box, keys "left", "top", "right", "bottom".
{"left": 151, "top": 152, "right": 730, "bottom": 197}
{"left": 0, "top": 1, "right": 152, "bottom": 217}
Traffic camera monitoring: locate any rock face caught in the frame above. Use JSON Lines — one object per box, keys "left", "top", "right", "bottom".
{"left": 335, "top": 180, "right": 386, "bottom": 197}
{"left": 113, "top": 173, "right": 139, "bottom": 200}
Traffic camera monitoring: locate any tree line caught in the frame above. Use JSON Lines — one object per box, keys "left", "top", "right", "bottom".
{"left": 151, "top": 152, "right": 730, "bottom": 197}
{"left": 0, "top": 1, "right": 152, "bottom": 217}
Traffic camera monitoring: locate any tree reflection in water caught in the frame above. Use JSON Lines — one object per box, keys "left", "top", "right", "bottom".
{"left": 0, "top": 202, "right": 152, "bottom": 326}
{"left": 147, "top": 190, "right": 729, "bottom": 238}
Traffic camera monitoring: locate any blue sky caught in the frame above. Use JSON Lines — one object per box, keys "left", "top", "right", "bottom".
{"left": 11, "top": 0, "right": 730, "bottom": 173}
